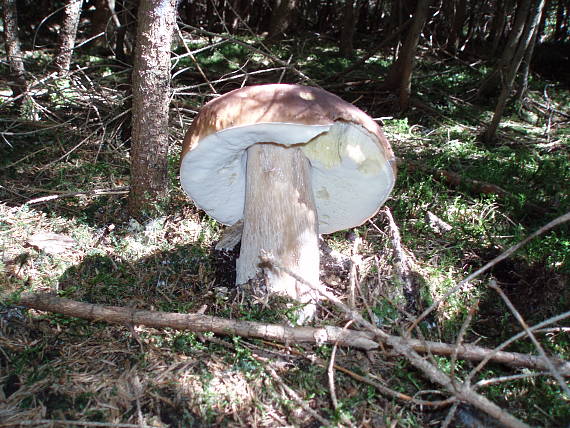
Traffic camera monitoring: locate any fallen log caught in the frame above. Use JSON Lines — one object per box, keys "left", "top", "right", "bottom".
{"left": 18, "top": 293, "right": 570, "bottom": 375}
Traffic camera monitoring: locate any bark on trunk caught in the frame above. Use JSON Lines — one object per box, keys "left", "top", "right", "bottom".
{"left": 88, "top": 0, "right": 114, "bottom": 47}
{"left": 267, "top": 0, "right": 297, "bottom": 40}
{"left": 515, "top": 6, "right": 545, "bottom": 101}
{"left": 484, "top": 0, "right": 546, "bottom": 143}
{"left": 478, "top": 0, "right": 532, "bottom": 97}
{"left": 447, "top": 0, "right": 467, "bottom": 53}
{"left": 554, "top": 0, "right": 568, "bottom": 41}
{"left": 340, "top": 0, "right": 356, "bottom": 57}
{"left": 1, "top": 0, "right": 28, "bottom": 106}
{"left": 115, "top": 0, "right": 137, "bottom": 64}
{"left": 54, "top": 0, "right": 82, "bottom": 73}
{"left": 490, "top": 0, "right": 509, "bottom": 54}
{"left": 383, "top": 0, "right": 430, "bottom": 112}
{"left": 237, "top": 143, "right": 320, "bottom": 319}
{"left": 127, "top": 0, "right": 177, "bottom": 219}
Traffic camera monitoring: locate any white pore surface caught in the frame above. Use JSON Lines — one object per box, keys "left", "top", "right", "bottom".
{"left": 180, "top": 122, "right": 395, "bottom": 234}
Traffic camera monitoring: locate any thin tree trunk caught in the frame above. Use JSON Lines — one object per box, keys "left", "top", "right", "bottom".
{"left": 267, "top": 0, "right": 297, "bottom": 40}
{"left": 356, "top": 0, "right": 369, "bottom": 32}
{"left": 88, "top": 0, "right": 113, "bottom": 47}
{"left": 490, "top": 0, "right": 509, "bottom": 55}
{"left": 553, "top": 0, "right": 566, "bottom": 41}
{"left": 370, "top": 0, "right": 385, "bottom": 33}
{"left": 54, "top": 0, "right": 82, "bottom": 73}
{"left": 127, "top": 0, "right": 177, "bottom": 218}
{"left": 484, "top": 0, "right": 547, "bottom": 143}
{"left": 516, "top": 2, "right": 546, "bottom": 101}
{"left": 115, "top": 0, "right": 137, "bottom": 65}
{"left": 447, "top": 0, "right": 467, "bottom": 53}
{"left": 478, "top": 0, "right": 532, "bottom": 97}
{"left": 383, "top": 0, "right": 430, "bottom": 112}
{"left": 1, "top": 0, "right": 28, "bottom": 107}
{"left": 340, "top": 0, "right": 356, "bottom": 57}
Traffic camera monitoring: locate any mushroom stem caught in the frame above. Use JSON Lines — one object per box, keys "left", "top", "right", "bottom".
{"left": 236, "top": 143, "right": 320, "bottom": 316}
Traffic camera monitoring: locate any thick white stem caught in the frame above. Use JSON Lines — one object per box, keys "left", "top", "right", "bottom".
{"left": 236, "top": 143, "right": 320, "bottom": 315}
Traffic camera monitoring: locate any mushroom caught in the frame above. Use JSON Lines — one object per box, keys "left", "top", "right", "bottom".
{"left": 180, "top": 84, "right": 396, "bottom": 319}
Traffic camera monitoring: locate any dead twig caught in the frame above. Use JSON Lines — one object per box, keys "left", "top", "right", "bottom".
{"left": 348, "top": 236, "right": 361, "bottom": 307}
{"left": 410, "top": 211, "right": 570, "bottom": 332}
{"left": 0, "top": 421, "right": 156, "bottom": 427}
{"left": 328, "top": 320, "right": 354, "bottom": 414}
{"left": 24, "top": 187, "right": 129, "bottom": 205}
{"left": 173, "top": 67, "right": 287, "bottom": 94}
{"left": 261, "top": 341, "right": 454, "bottom": 407}
{"left": 264, "top": 364, "right": 330, "bottom": 426}
{"left": 325, "top": 21, "right": 411, "bottom": 82}
{"left": 383, "top": 207, "right": 417, "bottom": 312}
{"left": 261, "top": 254, "right": 532, "bottom": 428}
{"left": 451, "top": 300, "right": 479, "bottom": 390}
{"left": 179, "top": 23, "right": 315, "bottom": 85}
{"left": 327, "top": 341, "right": 340, "bottom": 409}
{"left": 489, "top": 280, "right": 570, "bottom": 397}
{"left": 175, "top": 24, "right": 217, "bottom": 95}
{"left": 467, "top": 309, "right": 570, "bottom": 383}
{"left": 474, "top": 372, "right": 548, "bottom": 390}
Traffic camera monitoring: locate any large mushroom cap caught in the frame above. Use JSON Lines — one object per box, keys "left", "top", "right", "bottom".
{"left": 180, "top": 84, "right": 396, "bottom": 234}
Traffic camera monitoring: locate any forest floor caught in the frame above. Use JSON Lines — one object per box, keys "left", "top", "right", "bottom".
{"left": 1, "top": 34, "right": 569, "bottom": 427}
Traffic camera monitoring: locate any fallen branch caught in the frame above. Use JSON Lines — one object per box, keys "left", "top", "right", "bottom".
{"left": 261, "top": 254, "right": 532, "bottom": 428}
{"left": 489, "top": 280, "right": 570, "bottom": 396}
{"left": 17, "top": 293, "right": 570, "bottom": 375}
{"left": 0, "top": 421, "right": 152, "bottom": 428}
{"left": 405, "top": 336, "right": 570, "bottom": 375}
{"left": 24, "top": 187, "right": 129, "bottom": 205}
{"left": 18, "top": 293, "right": 378, "bottom": 351}
{"left": 383, "top": 207, "right": 417, "bottom": 312}
{"left": 410, "top": 211, "right": 570, "bottom": 332}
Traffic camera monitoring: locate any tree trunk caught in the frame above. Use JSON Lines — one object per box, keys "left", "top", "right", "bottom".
{"left": 88, "top": 0, "right": 113, "bottom": 47}
{"left": 383, "top": 0, "right": 430, "bottom": 112}
{"left": 54, "top": 0, "right": 82, "bottom": 74}
{"left": 370, "top": 0, "right": 385, "bottom": 33}
{"left": 340, "top": 0, "right": 356, "bottom": 57}
{"left": 236, "top": 144, "right": 320, "bottom": 321}
{"left": 478, "top": 0, "right": 532, "bottom": 97}
{"left": 553, "top": 0, "right": 567, "bottom": 41}
{"left": 490, "top": 0, "right": 509, "bottom": 54}
{"left": 267, "top": 0, "right": 297, "bottom": 40}
{"left": 514, "top": 28, "right": 538, "bottom": 103}
{"left": 516, "top": 1, "right": 547, "bottom": 101}
{"left": 1, "top": 0, "right": 28, "bottom": 107}
{"left": 115, "top": 0, "right": 137, "bottom": 64}
{"left": 484, "top": 0, "right": 546, "bottom": 143}
{"left": 357, "top": 0, "right": 369, "bottom": 32}
{"left": 127, "top": 0, "right": 177, "bottom": 219}
{"left": 447, "top": 0, "right": 467, "bottom": 53}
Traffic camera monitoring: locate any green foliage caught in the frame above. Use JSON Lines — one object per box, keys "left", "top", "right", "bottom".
{"left": 372, "top": 297, "right": 400, "bottom": 326}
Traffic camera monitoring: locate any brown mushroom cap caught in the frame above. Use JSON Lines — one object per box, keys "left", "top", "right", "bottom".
{"left": 180, "top": 84, "right": 396, "bottom": 233}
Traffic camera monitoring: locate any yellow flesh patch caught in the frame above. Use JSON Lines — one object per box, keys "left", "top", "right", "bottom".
{"left": 301, "top": 122, "right": 383, "bottom": 175}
